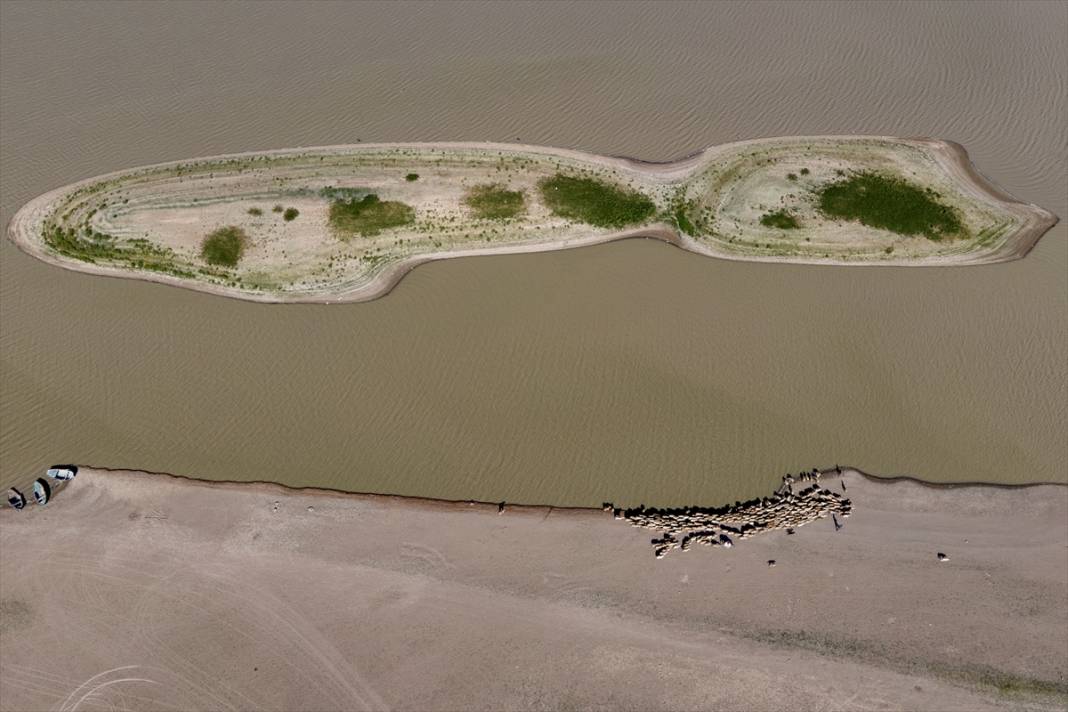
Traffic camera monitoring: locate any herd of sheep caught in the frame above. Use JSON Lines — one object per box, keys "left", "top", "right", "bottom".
{"left": 607, "top": 469, "right": 852, "bottom": 558}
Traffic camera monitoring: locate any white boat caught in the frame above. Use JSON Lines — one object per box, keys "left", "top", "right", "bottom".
{"left": 46, "top": 466, "right": 77, "bottom": 481}
{"left": 7, "top": 488, "right": 25, "bottom": 510}
{"left": 33, "top": 478, "right": 50, "bottom": 506}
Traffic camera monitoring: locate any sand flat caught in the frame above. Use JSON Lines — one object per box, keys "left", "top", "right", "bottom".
{"left": 1, "top": 468, "right": 1064, "bottom": 711}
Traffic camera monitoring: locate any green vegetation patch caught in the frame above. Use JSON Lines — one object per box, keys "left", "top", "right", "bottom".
{"left": 760, "top": 210, "right": 800, "bottom": 230}
{"left": 283, "top": 207, "right": 299, "bottom": 222}
{"left": 674, "top": 206, "right": 696, "bottom": 235}
{"left": 328, "top": 194, "right": 415, "bottom": 238}
{"left": 464, "top": 184, "right": 526, "bottom": 220}
{"left": 538, "top": 174, "right": 655, "bottom": 228}
{"left": 817, "top": 171, "right": 963, "bottom": 240}
{"left": 247, "top": 207, "right": 263, "bottom": 216}
{"left": 405, "top": 173, "right": 419, "bottom": 182}
{"left": 201, "top": 226, "right": 248, "bottom": 267}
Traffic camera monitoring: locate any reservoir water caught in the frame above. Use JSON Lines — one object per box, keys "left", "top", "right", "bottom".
{"left": 1, "top": 2, "right": 1064, "bottom": 505}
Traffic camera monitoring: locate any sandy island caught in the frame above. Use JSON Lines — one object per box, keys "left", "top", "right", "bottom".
{"left": 6, "top": 136, "right": 1057, "bottom": 304}
{"left": 2, "top": 467, "right": 1065, "bottom": 710}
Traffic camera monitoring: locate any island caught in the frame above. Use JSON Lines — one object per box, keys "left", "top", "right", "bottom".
{"left": 7, "top": 136, "right": 1057, "bottom": 303}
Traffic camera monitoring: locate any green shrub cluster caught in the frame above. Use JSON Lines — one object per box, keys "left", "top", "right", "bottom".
{"left": 328, "top": 194, "right": 415, "bottom": 237}
{"left": 464, "top": 184, "right": 525, "bottom": 220}
{"left": 817, "top": 171, "right": 963, "bottom": 240}
{"left": 537, "top": 174, "right": 655, "bottom": 228}
{"left": 760, "top": 210, "right": 800, "bottom": 229}
{"left": 201, "top": 226, "right": 248, "bottom": 267}
{"left": 283, "top": 207, "right": 299, "bottom": 221}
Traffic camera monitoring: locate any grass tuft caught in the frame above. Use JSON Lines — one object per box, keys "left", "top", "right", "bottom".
{"left": 538, "top": 174, "right": 655, "bottom": 228}
{"left": 328, "top": 194, "right": 414, "bottom": 238}
{"left": 201, "top": 226, "right": 248, "bottom": 267}
{"left": 247, "top": 207, "right": 263, "bottom": 216}
{"left": 817, "top": 171, "right": 963, "bottom": 240}
{"left": 464, "top": 184, "right": 526, "bottom": 220}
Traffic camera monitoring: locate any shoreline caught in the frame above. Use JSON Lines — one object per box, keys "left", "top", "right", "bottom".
{"left": 8, "top": 463, "right": 1064, "bottom": 518}
{"left": 6, "top": 136, "right": 1058, "bottom": 305}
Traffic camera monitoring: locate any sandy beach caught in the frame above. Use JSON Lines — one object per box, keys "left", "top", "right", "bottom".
{"left": 6, "top": 137, "right": 1056, "bottom": 305}
{"left": 2, "top": 467, "right": 1064, "bottom": 711}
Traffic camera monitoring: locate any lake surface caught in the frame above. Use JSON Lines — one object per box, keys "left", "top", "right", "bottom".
{"left": 1, "top": 1, "right": 1065, "bottom": 506}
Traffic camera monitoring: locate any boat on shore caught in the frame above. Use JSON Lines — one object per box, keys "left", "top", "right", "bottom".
{"left": 46, "top": 466, "right": 77, "bottom": 481}
{"left": 33, "top": 479, "right": 50, "bottom": 506}
{"left": 7, "top": 488, "right": 25, "bottom": 510}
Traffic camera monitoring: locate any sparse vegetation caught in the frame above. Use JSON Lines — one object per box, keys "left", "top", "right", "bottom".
{"left": 538, "top": 174, "right": 655, "bottom": 228}
{"left": 799, "top": 168, "right": 810, "bottom": 176}
{"left": 201, "top": 226, "right": 248, "bottom": 267}
{"left": 43, "top": 224, "right": 195, "bottom": 278}
{"left": 319, "top": 186, "right": 372, "bottom": 201}
{"left": 247, "top": 207, "right": 263, "bottom": 216}
{"left": 328, "top": 194, "right": 415, "bottom": 237}
{"left": 283, "top": 207, "right": 299, "bottom": 222}
{"left": 817, "top": 171, "right": 963, "bottom": 240}
{"left": 464, "top": 184, "right": 525, "bottom": 220}
{"left": 760, "top": 210, "right": 800, "bottom": 229}
{"left": 405, "top": 173, "right": 419, "bottom": 182}
{"left": 786, "top": 173, "right": 798, "bottom": 182}
{"left": 272, "top": 204, "right": 283, "bottom": 213}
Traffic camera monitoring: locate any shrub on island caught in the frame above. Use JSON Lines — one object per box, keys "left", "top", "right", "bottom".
{"left": 760, "top": 210, "right": 800, "bottom": 229}
{"left": 817, "top": 171, "right": 963, "bottom": 240}
{"left": 537, "top": 174, "right": 655, "bottom": 228}
{"left": 328, "top": 194, "right": 414, "bottom": 237}
{"left": 464, "top": 184, "right": 526, "bottom": 220}
{"left": 201, "top": 226, "right": 248, "bottom": 267}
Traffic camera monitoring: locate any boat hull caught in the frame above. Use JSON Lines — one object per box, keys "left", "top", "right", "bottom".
{"left": 46, "top": 466, "right": 77, "bottom": 481}
{"left": 33, "top": 479, "right": 50, "bottom": 506}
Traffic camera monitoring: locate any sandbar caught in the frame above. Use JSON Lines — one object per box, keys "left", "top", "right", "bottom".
{"left": 6, "top": 137, "right": 1057, "bottom": 304}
